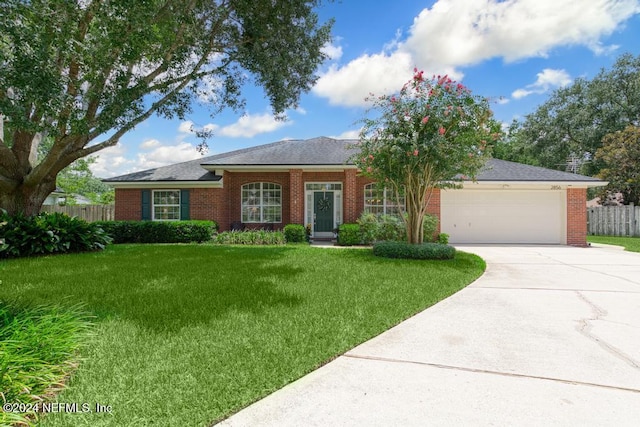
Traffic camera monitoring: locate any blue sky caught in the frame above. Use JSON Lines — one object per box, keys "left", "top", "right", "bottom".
{"left": 92, "top": 0, "right": 640, "bottom": 178}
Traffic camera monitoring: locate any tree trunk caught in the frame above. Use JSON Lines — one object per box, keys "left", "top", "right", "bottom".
{"left": 0, "top": 180, "right": 56, "bottom": 216}
{"left": 406, "top": 212, "right": 425, "bottom": 244}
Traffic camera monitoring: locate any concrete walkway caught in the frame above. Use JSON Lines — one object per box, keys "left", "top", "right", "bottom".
{"left": 219, "top": 245, "right": 640, "bottom": 426}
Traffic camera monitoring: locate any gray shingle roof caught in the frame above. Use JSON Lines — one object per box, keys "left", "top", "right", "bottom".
{"left": 105, "top": 137, "right": 603, "bottom": 183}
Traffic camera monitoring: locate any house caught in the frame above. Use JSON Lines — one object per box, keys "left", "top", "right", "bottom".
{"left": 104, "top": 137, "right": 606, "bottom": 246}
{"left": 43, "top": 188, "right": 66, "bottom": 206}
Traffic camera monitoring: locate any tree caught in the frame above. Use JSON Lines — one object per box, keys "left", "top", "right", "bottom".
{"left": 498, "top": 53, "right": 640, "bottom": 175}
{"left": 595, "top": 125, "right": 640, "bottom": 205}
{"left": 0, "top": 0, "right": 332, "bottom": 216}
{"left": 57, "top": 157, "right": 114, "bottom": 205}
{"left": 354, "top": 70, "right": 502, "bottom": 244}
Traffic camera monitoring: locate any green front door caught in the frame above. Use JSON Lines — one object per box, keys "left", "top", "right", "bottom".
{"left": 314, "top": 191, "right": 334, "bottom": 232}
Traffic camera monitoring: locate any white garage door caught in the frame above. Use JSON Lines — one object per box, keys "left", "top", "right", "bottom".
{"left": 441, "top": 189, "right": 565, "bottom": 244}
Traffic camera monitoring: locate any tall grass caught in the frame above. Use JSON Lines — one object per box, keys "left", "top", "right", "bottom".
{"left": 0, "top": 302, "right": 92, "bottom": 426}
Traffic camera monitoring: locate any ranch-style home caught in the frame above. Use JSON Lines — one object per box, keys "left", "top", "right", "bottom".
{"left": 104, "top": 137, "right": 606, "bottom": 247}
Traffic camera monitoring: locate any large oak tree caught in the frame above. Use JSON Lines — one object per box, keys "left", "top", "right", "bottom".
{"left": 0, "top": 0, "right": 332, "bottom": 215}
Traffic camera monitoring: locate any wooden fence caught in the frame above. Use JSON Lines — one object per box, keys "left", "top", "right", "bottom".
{"left": 41, "top": 204, "right": 115, "bottom": 222}
{"left": 587, "top": 204, "right": 639, "bottom": 236}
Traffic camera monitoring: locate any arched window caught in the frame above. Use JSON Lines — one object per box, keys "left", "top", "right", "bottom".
{"left": 242, "top": 183, "right": 282, "bottom": 223}
{"left": 364, "top": 184, "right": 405, "bottom": 216}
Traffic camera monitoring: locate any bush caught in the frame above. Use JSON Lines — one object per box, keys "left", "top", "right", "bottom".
{"left": 0, "top": 211, "right": 112, "bottom": 258}
{"left": 436, "top": 233, "right": 449, "bottom": 245}
{"left": 359, "top": 212, "right": 407, "bottom": 244}
{"left": 373, "top": 241, "right": 456, "bottom": 260}
{"left": 422, "top": 214, "right": 439, "bottom": 242}
{"left": 213, "top": 230, "right": 286, "bottom": 245}
{"left": 283, "top": 224, "right": 307, "bottom": 243}
{"left": 337, "top": 223, "right": 362, "bottom": 246}
{"left": 96, "top": 220, "right": 217, "bottom": 243}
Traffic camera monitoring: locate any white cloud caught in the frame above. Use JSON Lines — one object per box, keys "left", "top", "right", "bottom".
{"left": 135, "top": 141, "right": 202, "bottom": 169}
{"left": 312, "top": 51, "right": 416, "bottom": 107}
{"left": 140, "top": 138, "right": 161, "bottom": 149}
{"left": 321, "top": 41, "right": 343, "bottom": 61}
{"left": 512, "top": 68, "right": 572, "bottom": 99}
{"left": 216, "top": 112, "right": 292, "bottom": 138}
{"left": 331, "top": 129, "right": 361, "bottom": 140}
{"left": 313, "top": 0, "right": 640, "bottom": 107}
{"left": 178, "top": 120, "right": 195, "bottom": 134}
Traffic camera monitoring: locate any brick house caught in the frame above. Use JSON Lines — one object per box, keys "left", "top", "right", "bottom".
{"left": 105, "top": 137, "right": 606, "bottom": 246}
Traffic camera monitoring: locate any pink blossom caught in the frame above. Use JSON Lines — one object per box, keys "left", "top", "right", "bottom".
{"left": 438, "top": 127, "right": 446, "bottom": 135}
{"left": 366, "top": 167, "right": 373, "bottom": 173}
{"left": 413, "top": 149, "right": 419, "bottom": 156}
{"left": 368, "top": 154, "right": 374, "bottom": 160}
{"left": 421, "top": 116, "right": 429, "bottom": 124}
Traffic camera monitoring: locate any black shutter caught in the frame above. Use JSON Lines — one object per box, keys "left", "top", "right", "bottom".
{"left": 141, "top": 190, "right": 151, "bottom": 220}
{"left": 180, "top": 189, "right": 190, "bottom": 220}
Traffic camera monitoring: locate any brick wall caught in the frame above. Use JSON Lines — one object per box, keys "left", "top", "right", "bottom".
{"left": 114, "top": 189, "right": 142, "bottom": 220}
{"left": 289, "top": 169, "right": 304, "bottom": 224}
{"left": 223, "top": 171, "right": 290, "bottom": 231}
{"left": 567, "top": 188, "right": 587, "bottom": 247}
{"left": 190, "top": 188, "right": 225, "bottom": 223}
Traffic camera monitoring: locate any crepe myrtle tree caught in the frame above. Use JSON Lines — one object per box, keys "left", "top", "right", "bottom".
{"left": 354, "top": 70, "right": 502, "bottom": 244}
{"left": 0, "top": 0, "right": 332, "bottom": 216}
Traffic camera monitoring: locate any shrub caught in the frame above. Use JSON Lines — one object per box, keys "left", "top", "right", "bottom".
{"left": 337, "top": 223, "right": 362, "bottom": 246}
{"left": 373, "top": 241, "right": 456, "bottom": 260}
{"left": 213, "top": 230, "right": 286, "bottom": 245}
{"left": 0, "top": 211, "right": 112, "bottom": 258}
{"left": 436, "top": 233, "right": 449, "bottom": 245}
{"left": 283, "top": 224, "right": 307, "bottom": 243}
{"left": 96, "top": 220, "right": 217, "bottom": 243}
{"left": 357, "top": 212, "right": 436, "bottom": 244}
{"left": 421, "top": 214, "right": 439, "bottom": 242}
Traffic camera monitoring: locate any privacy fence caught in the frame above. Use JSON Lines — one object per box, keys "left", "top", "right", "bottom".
{"left": 41, "top": 204, "right": 115, "bottom": 222}
{"left": 587, "top": 204, "right": 639, "bottom": 237}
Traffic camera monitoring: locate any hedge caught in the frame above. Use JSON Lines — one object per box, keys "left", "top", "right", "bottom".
{"left": 372, "top": 241, "right": 456, "bottom": 260}
{"left": 283, "top": 224, "right": 307, "bottom": 243}
{"left": 0, "top": 211, "right": 112, "bottom": 258}
{"left": 96, "top": 220, "right": 217, "bottom": 243}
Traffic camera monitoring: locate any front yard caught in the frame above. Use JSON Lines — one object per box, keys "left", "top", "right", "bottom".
{"left": 588, "top": 235, "right": 640, "bottom": 253}
{"left": 0, "top": 245, "right": 484, "bottom": 426}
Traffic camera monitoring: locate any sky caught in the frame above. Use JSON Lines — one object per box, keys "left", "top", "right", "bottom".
{"left": 92, "top": 0, "right": 640, "bottom": 178}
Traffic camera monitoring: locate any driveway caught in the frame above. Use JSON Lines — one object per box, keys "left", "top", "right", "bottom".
{"left": 219, "top": 245, "right": 640, "bottom": 426}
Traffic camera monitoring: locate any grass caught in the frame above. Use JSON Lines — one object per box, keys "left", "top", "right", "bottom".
{"left": 0, "top": 244, "right": 485, "bottom": 426}
{"left": 588, "top": 235, "right": 640, "bottom": 253}
{"left": 0, "top": 303, "right": 92, "bottom": 427}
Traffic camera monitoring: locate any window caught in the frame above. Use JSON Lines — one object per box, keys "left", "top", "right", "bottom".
{"left": 242, "top": 183, "right": 282, "bottom": 223}
{"left": 364, "top": 184, "right": 405, "bottom": 216}
{"left": 153, "top": 190, "right": 180, "bottom": 220}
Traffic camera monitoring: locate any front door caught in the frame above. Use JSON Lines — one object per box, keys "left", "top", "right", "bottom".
{"left": 314, "top": 191, "right": 334, "bottom": 232}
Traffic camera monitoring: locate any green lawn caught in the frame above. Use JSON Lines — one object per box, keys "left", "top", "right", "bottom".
{"left": 0, "top": 245, "right": 484, "bottom": 426}
{"left": 588, "top": 235, "right": 640, "bottom": 253}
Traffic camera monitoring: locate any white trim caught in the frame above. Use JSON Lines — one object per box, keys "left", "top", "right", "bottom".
{"left": 106, "top": 181, "right": 223, "bottom": 189}
{"left": 241, "top": 182, "right": 283, "bottom": 223}
{"left": 151, "top": 189, "right": 181, "bottom": 221}
{"left": 305, "top": 182, "right": 343, "bottom": 237}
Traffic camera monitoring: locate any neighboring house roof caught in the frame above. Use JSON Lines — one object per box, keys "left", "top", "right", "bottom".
{"left": 104, "top": 137, "right": 605, "bottom": 184}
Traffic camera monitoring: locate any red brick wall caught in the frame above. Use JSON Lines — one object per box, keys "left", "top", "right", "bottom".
{"left": 289, "top": 169, "right": 304, "bottom": 224}
{"left": 427, "top": 188, "right": 441, "bottom": 235}
{"left": 567, "top": 188, "right": 587, "bottom": 247}
{"left": 190, "top": 188, "right": 225, "bottom": 223}
{"left": 114, "top": 189, "right": 142, "bottom": 220}
{"left": 222, "top": 171, "right": 290, "bottom": 231}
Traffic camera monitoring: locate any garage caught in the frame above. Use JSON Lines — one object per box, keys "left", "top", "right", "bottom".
{"left": 440, "top": 188, "right": 566, "bottom": 244}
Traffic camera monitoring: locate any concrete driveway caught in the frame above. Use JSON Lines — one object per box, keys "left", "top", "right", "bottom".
{"left": 219, "top": 245, "right": 640, "bottom": 426}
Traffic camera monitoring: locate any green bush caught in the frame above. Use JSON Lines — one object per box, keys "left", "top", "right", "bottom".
{"left": 283, "top": 224, "right": 307, "bottom": 243}
{"left": 421, "top": 214, "right": 439, "bottom": 242}
{"left": 436, "top": 233, "right": 450, "bottom": 245}
{"left": 359, "top": 212, "right": 407, "bottom": 243}
{"left": 96, "top": 220, "right": 217, "bottom": 243}
{"left": 213, "top": 230, "right": 286, "bottom": 245}
{"left": 373, "top": 241, "right": 456, "bottom": 260}
{"left": 337, "top": 223, "right": 362, "bottom": 246}
{"left": 0, "top": 211, "right": 112, "bottom": 258}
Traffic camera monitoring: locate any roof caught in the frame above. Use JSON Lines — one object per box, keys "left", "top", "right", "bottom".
{"left": 104, "top": 137, "right": 604, "bottom": 183}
